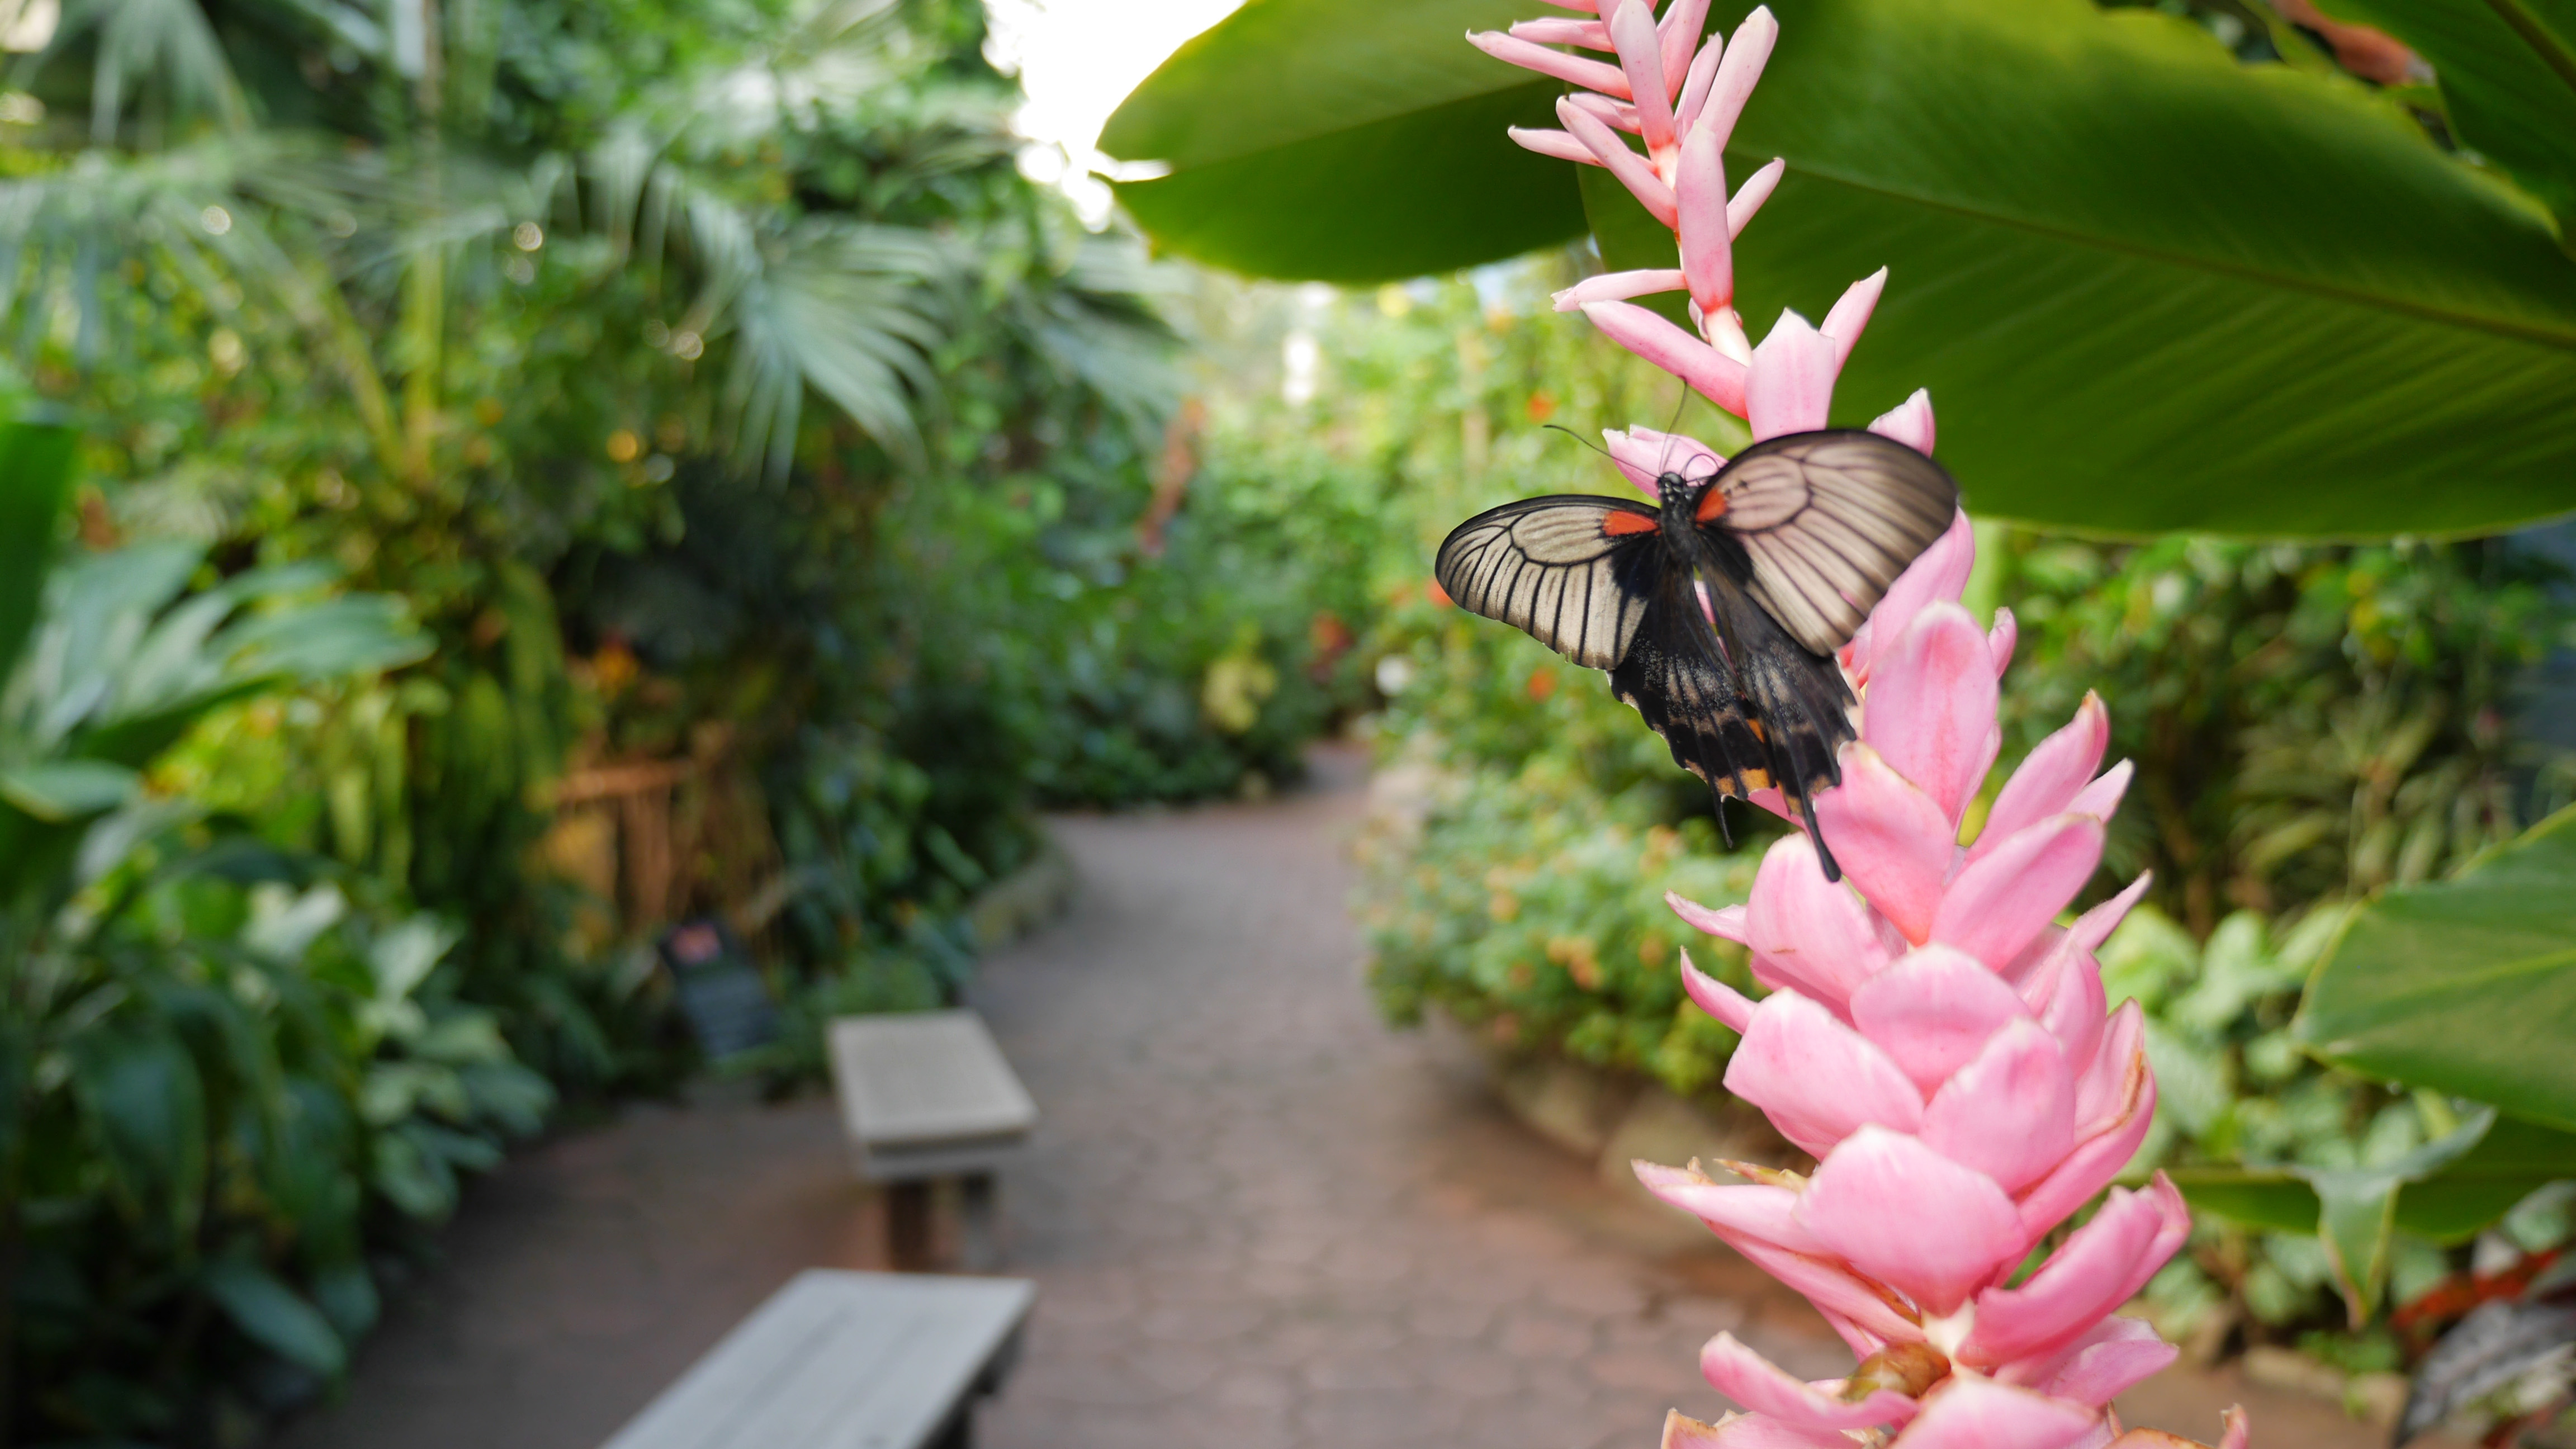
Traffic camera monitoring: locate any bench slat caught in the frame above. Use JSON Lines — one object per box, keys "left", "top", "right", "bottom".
{"left": 600, "top": 1271, "right": 1035, "bottom": 1449}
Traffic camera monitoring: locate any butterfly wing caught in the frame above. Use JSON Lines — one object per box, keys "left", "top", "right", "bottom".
{"left": 1434, "top": 495, "right": 1662, "bottom": 671}
{"left": 1609, "top": 572, "right": 1777, "bottom": 804}
{"left": 1705, "top": 430, "right": 1959, "bottom": 656}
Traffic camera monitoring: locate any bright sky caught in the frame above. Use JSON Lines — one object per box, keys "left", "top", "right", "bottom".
{"left": 982, "top": 0, "right": 1243, "bottom": 225}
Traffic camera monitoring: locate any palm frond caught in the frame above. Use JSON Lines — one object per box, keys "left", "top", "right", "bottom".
{"left": 41, "top": 0, "right": 246, "bottom": 141}
{"left": 720, "top": 219, "right": 948, "bottom": 479}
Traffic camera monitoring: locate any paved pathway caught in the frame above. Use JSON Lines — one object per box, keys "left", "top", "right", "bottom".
{"left": 972, "top": 750, "right": 1836, "bottom": 1449}
{"left": 281, "top": 747, "right": 2385, "bottom": 1449}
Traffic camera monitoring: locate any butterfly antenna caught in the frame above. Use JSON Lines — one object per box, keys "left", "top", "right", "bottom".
{"left": 1541, "top": 423, "right": 1620, "bottom": 463}
{"left": 1653, "top": 382, "right": 1692, "bottom": 479}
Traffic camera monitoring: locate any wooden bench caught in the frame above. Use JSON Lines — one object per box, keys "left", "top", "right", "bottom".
{"left": 827, "top": 1012, "right": 1038, "bottom": 1268}
{"left": 598, "top": 1270, "right": 1035, "bottom": 1449}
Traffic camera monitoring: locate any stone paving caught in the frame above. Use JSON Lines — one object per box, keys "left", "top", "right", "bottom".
{"left": 279, "top": 746, "right": 2390, "bottom": 1449}
{"left": 972, "top": 751, "right": 1840, "bottom": 1449}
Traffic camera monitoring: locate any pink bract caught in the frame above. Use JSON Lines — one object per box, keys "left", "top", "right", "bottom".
{"left": 1650, "top": 513, "right": 2219, "bottom": 1448}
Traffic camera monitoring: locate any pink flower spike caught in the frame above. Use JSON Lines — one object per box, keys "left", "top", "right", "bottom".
{"left": 1677, "top": 30, "right": 1723, "bottom": 130}
{"left": 1616, "top": 427, "right": 1726, "bottom": 490}
{"left": 2220, "top": 1407, "right": 2252, "bottom": 1449}
{"left": 1810, "top": 744, "right": 1951, "bottom": 944}
{"left": 1538, "top": 0, "right": 1599, "bottom": 11}
{"left": 1962, "top": 1178, "right": 2191, "bottom": 1369}
{"left": 1848, "top": 944, "right": 2032, "bottom": 1097}
{"left": 1698, "top": 4, "right": 1777, "bottom": 150}
{"left": 1553, "top": 268, "right": 1687, "bottom": 314}
{"left": 1558, "top": 98, "right": 1678, "bottom": 225}
{"left": 1609, "top": 0, "right": 1679, "bottom": 154}
{"left": 1677, "top": 122, "right": 1734, "bottom": 314}
{"left": 2019, "top": 1053, "right": 2154, "bottom": 1241}
{"left": 1988, "top": 606, "right": 2017, "bottom": 676}
{"left": 1745, "top": 310, "right": 1837, "bottom": 441}
{"left": 1972, "top": 694, "right": 2108, "bottom": 862}
{"left": 1707, "top": 305, "right": 1754, "bottom": 366}
{"left": 2073, "top": 999, "right": 2145, "bottom": 1130}
{"left": 1920, "top": 1020, "right": 2077, "bottom": 1196}
{"left": 1680, "top": 946, "right": 1758, "bottom": 1033}
{"left": 1508, "top": 16, "right": 1613, "bottom": 48}
{"left": 1508, "top": 127, "right": 1603, "bottom": 165}
{"left": 2035, "top": 943, "right": 2109, "bottom": 1069}
{"left": 2028, "top": 1317, "right": 2179, "bottom": 1407}
{"left": 1890, "top": 1375, "right": 2100, "bottom": 1449}
{"left": 1863, "top": 602, "right": 2001, "bottom": 827}
{"left": 1661, "top": 0, "right": 1710, "bottom": 95}
{"left": 1797, "top": 1126, "right": 2021, "bottom": 1315}
{"left": 2068, "top": 872, "right": 2152, "bottom": 958}
{"left": 1868, "top": 388, "right": 1938, "bottom": 456}
{"left": 2068, "top": 759, "right": 2133, "bottom": 821}
{"left": 1821, "top": 268, "right": 1887, "bottom": 373}
{"left": 1930, "top": 814, "right": 2105, "bottom": 970}
{"left": 1745, "top": 832, "right": 1893, "bottom": 1006}
{"left": 1723, "top": 992, "right": 1923, "bottom": 1155}
{"left": 1666, "top": 1412, "right": 1855, "bottom": 1449}
{"left": 1634, "top": 1169, "right": 1826, "bottom": 1253}
{"left": 1566, "top": 90, "right": 1644, "bottom": 134}
{"left": 1467, "top": 30, "right": 1636, "bottom": 98}
{"left": 1729, "top": 157, "right": 1785, "bottom": 237}
{"left": 1583, "top": 301, "right": 1748, "bottom": 414}
{"left": 1700, "top": 1335, "right": 1918, "bottom": 1431}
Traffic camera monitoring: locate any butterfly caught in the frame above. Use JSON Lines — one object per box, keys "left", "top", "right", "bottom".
{"left": 1433, "top": 429, "right": 1959, "bottom": 880}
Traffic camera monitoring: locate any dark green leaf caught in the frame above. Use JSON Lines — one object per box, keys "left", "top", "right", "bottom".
{"left": 2297, "top": 804, "right": 2576, "bottom": 1127}
{"left": 2314, "top": 0, "right": 2576, "bottom": 242}
{"left": 1100, "top": 0, "right": 1584, "bottom": 281}
{"left": 0, "top": 418, "right": 77, "bottom": 692}
{"left": 68, "top": 1023, "right": 208, "bottom": 1235}
{"left": 201, "top": 1258, "right": 347, "bottom": 1375}
{"left": 2168, "top": 1163, "right": 2321, "bottom": 1232}
{"left": 1114, "top": 0, "right": 2576, "bottom": 536}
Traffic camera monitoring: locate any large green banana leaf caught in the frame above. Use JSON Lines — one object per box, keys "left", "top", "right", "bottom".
{"left": 1102, "top": 0, "right": 2576, "bottom": 538}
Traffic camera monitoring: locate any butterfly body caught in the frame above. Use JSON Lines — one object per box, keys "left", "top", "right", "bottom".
{"left": 1434, "top": 429, "right": 1959, "bottom": 880}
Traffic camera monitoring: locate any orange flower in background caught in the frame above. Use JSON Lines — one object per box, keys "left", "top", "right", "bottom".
{"left": 2272, "top": 0, "right": 2427, "bottom": 86}
{"left": 1526, "top": 666, "right": 1557, "bottom": 702}
{"left": 1426, "top": 579, "right": 1453, "bottom": 608}
{"left": 1526, "top": 389, "right": 1558, "bottom": 423}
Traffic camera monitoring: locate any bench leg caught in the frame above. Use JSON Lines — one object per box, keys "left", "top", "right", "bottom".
{"left": 959, "top": 1172, "right": 1000, "bottom": 1272}
{"left": 886, "top": 1181, "right": 937, "bottom": 1270}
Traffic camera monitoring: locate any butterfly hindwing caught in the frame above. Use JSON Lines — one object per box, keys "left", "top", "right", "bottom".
{"left": 1434, "top": 495, "right": 1661, "bottom": 671}
{"left": 1608, "top": 574, "right": 1774, "bottom": 803}
{"left": 1708, "top": 430, "right": 1959, "bottom": 657}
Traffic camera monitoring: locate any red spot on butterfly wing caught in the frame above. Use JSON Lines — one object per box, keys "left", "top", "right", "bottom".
{"left": 1695, "top": 488, "right": 1728, "bottom": 523}
{"left": 1600, "top": 510, "right": 1659, "bottom": 536}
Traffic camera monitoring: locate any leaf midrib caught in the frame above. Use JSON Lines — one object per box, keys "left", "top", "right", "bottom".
{"left": 2483, "top": 0, "right": 2576, "bottom": 97}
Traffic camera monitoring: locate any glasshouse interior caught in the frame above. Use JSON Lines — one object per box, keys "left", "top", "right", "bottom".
{"left": 4, "top": 0, "right": 2576, "bottom": 1445}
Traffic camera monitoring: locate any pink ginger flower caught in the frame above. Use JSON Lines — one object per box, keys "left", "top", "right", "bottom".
{"left": 1467, "top": 12, "right": 2248, "bottom": 1441}
{"left": 1469, "top": 0, "right": 1901, "bottom": 433}
{"left": 1643, "top": 519, "right": 2247, "bottom": 1449}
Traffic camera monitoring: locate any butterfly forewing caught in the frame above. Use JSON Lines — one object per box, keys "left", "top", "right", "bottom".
{"left": 1434, "top": 495, "right": 1659, "bottom": 671}
{"left": 1711, "top": 432, "right": 1958, "bottom": 656}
